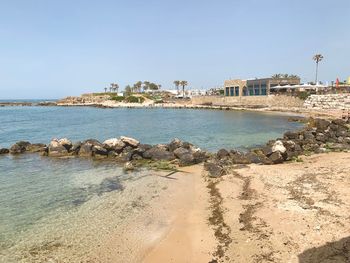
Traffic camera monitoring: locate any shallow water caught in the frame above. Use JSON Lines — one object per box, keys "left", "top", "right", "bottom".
{"left": 0, "top": 106, "right": 303, "bottom": 261}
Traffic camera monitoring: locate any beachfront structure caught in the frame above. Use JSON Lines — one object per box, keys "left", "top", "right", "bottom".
{"left": 224, "top": 77, "right": 301, "bottom": 97}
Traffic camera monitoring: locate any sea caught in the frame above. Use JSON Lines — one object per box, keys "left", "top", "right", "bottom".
{"left": 0, "top": 103, "right": 302, "bottom": 262}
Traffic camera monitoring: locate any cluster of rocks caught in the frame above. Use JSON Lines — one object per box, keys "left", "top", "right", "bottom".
{"left": 304, "top": 94, "right": 350, "bottom": 110}
{"left": 0, "top": 137, "right": 210, "bottom": 168}
{"left": 204, "top": 117, "right": 350, "bottom": 177}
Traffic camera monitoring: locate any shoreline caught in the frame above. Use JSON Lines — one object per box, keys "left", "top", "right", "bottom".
{"left": 2, "top": 99, "right": 346, "bottom": 119}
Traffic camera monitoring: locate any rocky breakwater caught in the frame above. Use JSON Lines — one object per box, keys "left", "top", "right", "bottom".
{"left": 0, "top": 137, "right": 210, "bottom": 169}
{"left": 204, "top": 117, "right": 350, "bottom": 177}
{"left": 304, "top": 94, "right": 350, "bottom": 110}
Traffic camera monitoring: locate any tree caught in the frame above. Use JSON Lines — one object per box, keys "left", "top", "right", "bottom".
{"left": 134, "top": 81, "right": 142, "bottom": 93}
{"left": 104, "top": 87, "right": 107, "bottom": 93}
{"left": 179, "top": 81, "right": 188, "bottom": 97}
{"left": 148, "top": 82, "right": 159, "bottom": 90}
{"left": 143, "top": 81, "right": 150, "bottom": 92}
{"left": 158, "top": 84, "right": 162, "bottom": 90}
{"left": 124, "top": 85, "right": 132, "bottom": 96}
{"left": 173, "top": 80, "right": 180, "bottom": 94}
{"left": 114, "top": 83, "right": 119, "bottom": 94}
{"left": 313, "top": 54, "right": 324, "bottom": 84}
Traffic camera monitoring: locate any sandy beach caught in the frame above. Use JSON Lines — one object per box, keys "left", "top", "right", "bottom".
{"left": 142, "top": 152, "right": 350, "bottom": 263}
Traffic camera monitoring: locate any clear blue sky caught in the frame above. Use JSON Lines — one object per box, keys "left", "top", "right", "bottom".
{"left": 1, "top": 0, "right": 349, "bottom": 99}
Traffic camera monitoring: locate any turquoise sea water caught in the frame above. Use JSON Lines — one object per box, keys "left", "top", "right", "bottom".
{"left": 0, "top": 106, "right": 302, "bottom": 260}
{"left": 0, "top": 106, "right": 301, "bottom": 150}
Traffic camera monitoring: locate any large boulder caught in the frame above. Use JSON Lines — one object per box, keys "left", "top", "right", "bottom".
{"left": 168, "top": 138, "right": 184, "bottom": 152}
{"left": 48, "top": 139, "right": 68, "bottom": 157}
{"left": 268, "top": 151, "right": 284, "bottom": 164}
{"left": 179, "top": 153, "right": 196, "bottom": 166}
{"left": 272, "top": 140, "right": 286, "bottom": 154}
{"left": 204, "top": 162, "right": 225, "bottom": 178}
{"left": 70, "top": 141, "right": 82, "bottom": 154}
{"left": 135, "top": 144, "right": 153, "bottom": 157}
{"left": 103, "top": 138, "right": 126, "bottom": 153}
{"left": 217, "top": 149, "right": 230, "bottom": 159}
{"left": 9, "top": 141, "right": 30, "bottom": 154}
{"left": 79, "top": 143, "right": 93, "bottom": 157}
{"left": 92, "top": 145, "right": 108, "bottom": 156}
{"left": 84, "top": 139, "right": 103, "bottom": 147}
{"left": 58, "top": 138, "right": 72, "bottom": 151}
{"left": 143, "top": 146, "right": 175, "bottom": 161}
{"left": 0, "top": 148, "right": 9, "bottom": 154}
{"left": 120, "top": 136, "right": 139, "bottom": 148}
{"left": 284, "top": 131, "right": 299, "bottom": 140}
{"left": 314, "top": 118, "right": 331, "bottom": 131}
{"left": 173, "top": 147, "right": 190, "bottom": 159}
{"left": 26, "top": 143, "right": 47, "bottom": 153}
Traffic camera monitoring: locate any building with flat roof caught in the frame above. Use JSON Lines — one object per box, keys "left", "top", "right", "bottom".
{"left": 224, "top": 77, "right": 300, "bottom": 97}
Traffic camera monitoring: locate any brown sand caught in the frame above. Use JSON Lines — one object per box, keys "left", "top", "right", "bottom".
{"left": 142, "top": 165, "right": 216, "bottom": 263}
{"left": 218, "top": 152, "right": 350, "bottom": 262}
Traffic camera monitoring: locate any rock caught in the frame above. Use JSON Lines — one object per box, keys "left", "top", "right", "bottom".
{"left": 284, "top": 131, "right": 299, "bottom": 140}
{"left": 303, "top": 130, "right": 315, "bottom": 140}
{"left": 26, "top": 143, "right": 47, "bottom": 153}
{"left": 143, "top": 147, "right": 176, "bottom": 161}
{"left": 173, "top": 147, "right": 191, "bottom": 159}
{"left": 123, "top": 162, "right": 135, "bottom": 171}
{"left": 245, "top": 152, "right": 262, "bottom": 164}
{"left": 262, "top": 146, "right": 273, "bottom": 156}
{"left": 332, "top": 118, "right": 347, "bottom": 127}
{"left": 193, "top": 150, "right": 210, "bottom": 163}
{"left": 268, "top": 151, "right": 284, "bottom": 164}
{"left": 120, "top": 136, "right": 139, "bottom": 148}
{"left": 58, "top": 138, "right": 72, "bottom": 151}
{"left": 179, "top": 153, "right": 196, "bottom": 166}
{"left": 135, "top": 144, "right": 153, "bottom": 156}
{"left": 70, "top": 142, "right": 82, "bottom": 154}
{"left": 272, "top": 140, "right": 286, "bottom": 154}
{"left": 168, "top": 138, "right": 183, "bottom": 152}
{"left": 79, "top": 143, "right": 93, "bottom": 156}
{"left": 103, "top": 138, "right": 126, "bottom": 153}
{"left": 315, "top": 133, "right": 327, "bottom": 143}
{"left": 0, "top": 148, "right": 9, "bottom": 154}
{"left": 230, "top": 152, "right": 251, "bottom": 164}
{"left": 48, "top": 139, "right": 68, "bottom": 157}
{"left": 84, "top": 139, "right": 103, "bottom": 147}
{"left": 9, "top": 142, "right": 28, "bottom": 154}
{"left": 314, "top": 118, "right": 331, "bottom": 131}
{"left": 92, "top": 145, "right": 108, "bottom": 156}
{"left": 217, "top": 149, "right": 230, "bottom": 159}
{"left": 204, "top": 162, "right": 224, "bottom": 177}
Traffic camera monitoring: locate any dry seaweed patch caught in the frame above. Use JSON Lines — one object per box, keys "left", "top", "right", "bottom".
{"left": 286, "top": 171, "right": 343, "bottom": 217}
{"left": 207, "top": 179, "right": 232, "bottom": 262}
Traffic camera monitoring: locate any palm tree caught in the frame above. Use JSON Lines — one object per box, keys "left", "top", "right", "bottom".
{"left": 104, "top": 87, "right": 107, "bottom": 93}
{"left": 313, "top": 54, "right": 324, "bottom": 84}
{"left": 179, "top": 81, "right": 188, "bottom": 97}
{"left": 173, "top": 80, "right": 180, "bottom": 94}
{"left": 109, "top": 83, "right": 114, "bottom": 93}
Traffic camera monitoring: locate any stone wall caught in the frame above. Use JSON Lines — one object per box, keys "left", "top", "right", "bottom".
{"left": 304, "top": 94, "right": 350, "bottom": 110}
{"left": 191, "top": 95, "right": 304, "bottom": 108}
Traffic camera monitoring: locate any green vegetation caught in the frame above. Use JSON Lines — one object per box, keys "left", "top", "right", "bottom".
{"left": 296, "top": 91, "right": 310, "bottom": 100}
{"left": 92, "top": 92, "right": 117, "bottom": 96}
{"left": 125, "top": 96, "right": 144, "bottom": 103}
{"left": 271, "top": 74, "right": 300, "bottom": 79}
{"left": 111, "top": 96, "right": 124, "bottom": 102}
{"left": 291, "top": 156, "right": 303, "bottom": 162}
